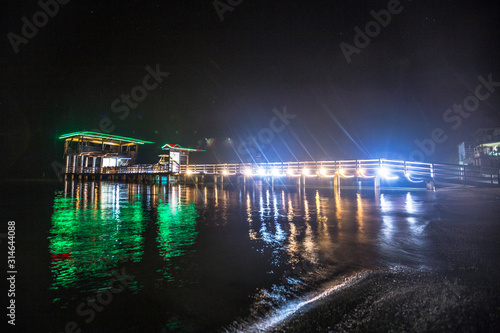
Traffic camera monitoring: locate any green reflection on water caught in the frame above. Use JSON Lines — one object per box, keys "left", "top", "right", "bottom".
{"left": 156, "top": 200, "right": 199, "bottom": 278}
{"left": 49, "top": 186, "right": 147, "bottom": 291}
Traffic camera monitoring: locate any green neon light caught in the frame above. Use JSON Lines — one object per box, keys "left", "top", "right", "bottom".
{"left": 161, "top": 143, "right": 205, "bottom": 152}
{"left": 156, "top": 201, "right": 198, "bottom": 280}
{"left": 59, "top": 131, "right": 154, "bottom": 144}
{"left": 49, "top": 186, "right": 147, "bottom": 293}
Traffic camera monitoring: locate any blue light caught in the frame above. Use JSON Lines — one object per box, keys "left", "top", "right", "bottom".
{"left": 378, "top": 167, "right": 398, "bottom": 180}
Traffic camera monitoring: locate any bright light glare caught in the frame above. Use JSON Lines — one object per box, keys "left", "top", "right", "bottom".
{"left": 272, "top": 168, "right": 281, "bottom": 176}
{"left": 186, "top": 170, "right": 193, "bottom": 175}
{"left": 243, "top": 168, "right": 253, "bottom": 176}
{"left": 302, "top": 168, "right": 309, "bottom": 175}
{"left": 258, "top": 168, "right": 267, "bottom": 176}
{"left": 222, "top": 169, "right": 229, "bottom": 175}
{"left": 379, "top": 167, "right": 398, "bottom": 180}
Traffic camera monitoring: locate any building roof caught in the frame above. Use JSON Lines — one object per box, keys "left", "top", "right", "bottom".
{"left": 59, "top": 131, "right": 154, "bottom": 145}
{"left": 478, "top": 142, "right": 500, "bottom": 148}
{"left": 161, "top": 143, "right": 205, "bottom": 152}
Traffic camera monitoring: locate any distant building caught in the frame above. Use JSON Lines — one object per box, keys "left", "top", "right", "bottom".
{"left": 60, "top": 131, "right": 154, "bottom": 173}
{"left": 159, "top": 143, "right": 205, "bottom": 173}
{"left": 458, "top": 127, "right": 500, "bottom": 167}
{"left": 60, "top": 131, "right": 205, "bottom": 176}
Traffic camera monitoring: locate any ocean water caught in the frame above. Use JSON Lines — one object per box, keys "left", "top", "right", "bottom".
{"left": 1, "top": 180, "right": 453, "bottom": 332}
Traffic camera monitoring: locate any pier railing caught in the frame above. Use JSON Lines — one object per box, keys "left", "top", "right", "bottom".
{"left": 181, "top": 159, "right": 432, "bottom": 176}
{"left": 65, "top": 159, "right": 499, "bottom": 185}
{"left": 180, "top": 159, "right": 499, "bottom": 185}
{"left": 65, "top": 164, "right": 170, "bottom": 174}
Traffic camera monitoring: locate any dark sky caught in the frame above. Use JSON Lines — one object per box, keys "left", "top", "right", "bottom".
{"left": 1, "top": 0, "right": 499, "bottom": 178}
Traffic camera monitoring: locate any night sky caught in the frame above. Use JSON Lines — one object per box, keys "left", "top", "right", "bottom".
{"left": 1, "top": 0, "right": 499, "bottom": 178}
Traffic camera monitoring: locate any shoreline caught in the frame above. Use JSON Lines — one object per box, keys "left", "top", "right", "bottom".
{"left": 269, "top": 186, "right": 500, "bottom": 332}
{"left": 279, "top": 268, "right": 500, "bottom": 332}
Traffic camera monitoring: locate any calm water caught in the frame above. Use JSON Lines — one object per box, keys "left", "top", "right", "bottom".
{"left": 2, "top": 180, "right": 446, "bottom": 332}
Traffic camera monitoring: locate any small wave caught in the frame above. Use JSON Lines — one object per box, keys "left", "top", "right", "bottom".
{"left": 225, "top": 270, "right": 371, "bottom": 333}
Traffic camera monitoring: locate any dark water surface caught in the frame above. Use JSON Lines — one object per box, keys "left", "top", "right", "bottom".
{"left": 1, "top": 180, "right": 466, "bottom": 332}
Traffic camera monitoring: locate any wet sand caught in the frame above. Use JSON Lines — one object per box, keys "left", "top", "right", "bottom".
{"left": 279, "top": 187, "right": 500, "bottom": 332}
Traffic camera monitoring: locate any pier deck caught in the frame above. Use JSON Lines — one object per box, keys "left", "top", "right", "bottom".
{"left": 64, "top": 159, "right": 500, "bottom": 187}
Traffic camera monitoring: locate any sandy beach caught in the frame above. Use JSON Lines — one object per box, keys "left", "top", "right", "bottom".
{"left": 279, "top": 187, "right": 500, "bottom": 332}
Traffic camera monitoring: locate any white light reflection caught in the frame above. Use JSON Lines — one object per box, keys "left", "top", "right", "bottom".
{"left": 257, "top": 189, "right": 286, "bottom": 255}
{"left": 380, "top": 193, "right": 391, "bottom": 213}
{"left": 214, "top": 186, "right": 218, "bottom": 207}
{"left": 247, "top": 192, "right": 258, "bottom": 240}
{"left": 240, "top": 273, "right": 367, "bottom": 332}
{"left": 405, "top": 192, "right": 415, "bottom": 214}
{"left": 273, "top": 191, "right": 279, "bottom": 222}
{"left": 302, "top": 193, "right": 317, "bottom": 264}
{"left": 315, "top": 190, "right": 321, "bottom": 217}
{"left": 334, "top": 186, "right": 342, "bottom": 225}
{"left": 380, "top": 194, "right": 394, "bottom": 241}
{"left": 405, "top": 192, "right": 426, "bottom": 237}
{"left": 356, "top": 192, "right": 367, "bottom": 243}
{"left": 247, "top": 192, "right": 252, "bottom": 223}
{"left": 303, "top": 195, "right": 310, "bottom": 223}
{"left": 315, "top": 190, "right": 330, "bottom": 241}
{"left": 287, "top": 198, "right": 294, "bottom": 222}
{"left": 281, "top": 190, "right": 286, "bottom": 215}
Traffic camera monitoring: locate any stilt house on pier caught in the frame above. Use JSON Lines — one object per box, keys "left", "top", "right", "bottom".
{"left": 159, "top": 143, "right": 205, "bottom": 172}
{"left": 60, "top": 131, "right": 204, "bottom": 178}
{"left": 60, "top": 131, "right": 154, "bottom": 173}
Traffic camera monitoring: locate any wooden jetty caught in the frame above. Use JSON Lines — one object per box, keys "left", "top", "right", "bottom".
{"left": 60, "top": 131, "right": 203, "bottom": 183}
{"left": 60, "top": 131, "right": 500, "bottom": 188}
